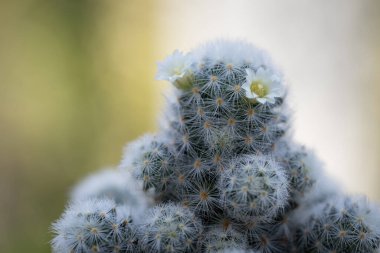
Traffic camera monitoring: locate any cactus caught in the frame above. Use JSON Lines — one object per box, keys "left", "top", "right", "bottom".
{"left": 141, "top": 203, "right": 202, "bottom": 252}
{"left": 292, "top": 196, "right": 380, "bottom": 253}
{"left": 70, "top": 169, "right": 150, "bottom": 212}
{"left": 200, "top": 227, "right": 247, "bottom": 252}
{"left": 220, "top": 155, "right": 288, "bottom": 220}
{"left": 52, "top": 39, "right": 380, "bottom": 252}
{"left": 121, "top": 134, "right": 175, "bottom": 199}
{"left": 52, "top": 199, "right": 140, "bottom": 253}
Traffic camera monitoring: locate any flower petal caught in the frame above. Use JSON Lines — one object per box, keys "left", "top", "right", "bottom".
{"left": 256, "top": 97, "right": 268, "bottom": 104}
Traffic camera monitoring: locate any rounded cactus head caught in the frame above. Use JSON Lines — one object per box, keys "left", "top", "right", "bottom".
{"left": 293, "top": 195, "right": 380, "bottom": 253}
{"left": 70, "top": 169, "right": 150, "bottom": 215}
{"left": 220, "top": 155, "right": 289, "bottom": 220}
{"left": 141, "top": 203, "right": 203, "bottom": 253}
{"left": 51, "top": 198, "right": 139, "bottom": 253}
{"left": 199, "top": 227, "right": 247, "bottom": 253}
{"left": 121, "top": 134, "right": 175, "bottom": 198}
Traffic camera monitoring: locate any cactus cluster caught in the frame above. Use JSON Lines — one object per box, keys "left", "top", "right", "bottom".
{"left": 52, "top": 40, "right": 380, "bottom": 253}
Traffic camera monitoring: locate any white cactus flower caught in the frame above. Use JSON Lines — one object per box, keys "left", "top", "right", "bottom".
{"left": 242, "top": 67, "right": 284, "bottom": 104}
{"left": 156, "top": 50, "right": 193, "bottom": 83}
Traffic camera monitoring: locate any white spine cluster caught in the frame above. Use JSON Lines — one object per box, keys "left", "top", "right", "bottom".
{"left": 141, "top": 203, "right": 202, "bottom": 253}
{"left": 220, "top": 156, "right": 288, "bottom": 220}
{"left": 52, "top": 199, "right": 139, "bottom": 253}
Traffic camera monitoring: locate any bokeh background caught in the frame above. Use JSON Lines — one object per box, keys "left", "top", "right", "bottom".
{"left": 0, "top": 0, "right": 379, "bottom": 252}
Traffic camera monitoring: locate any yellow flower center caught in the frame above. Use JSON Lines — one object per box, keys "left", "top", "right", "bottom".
{"left": 250, "top": 80, "right": 269, "bottom": 98}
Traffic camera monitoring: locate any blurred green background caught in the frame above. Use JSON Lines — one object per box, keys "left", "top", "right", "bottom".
{"left": 0, "top": 0, "right": 379, "bottom": 252}
{"left": 0, "top": 0, "right": 159, "bottom": 252}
